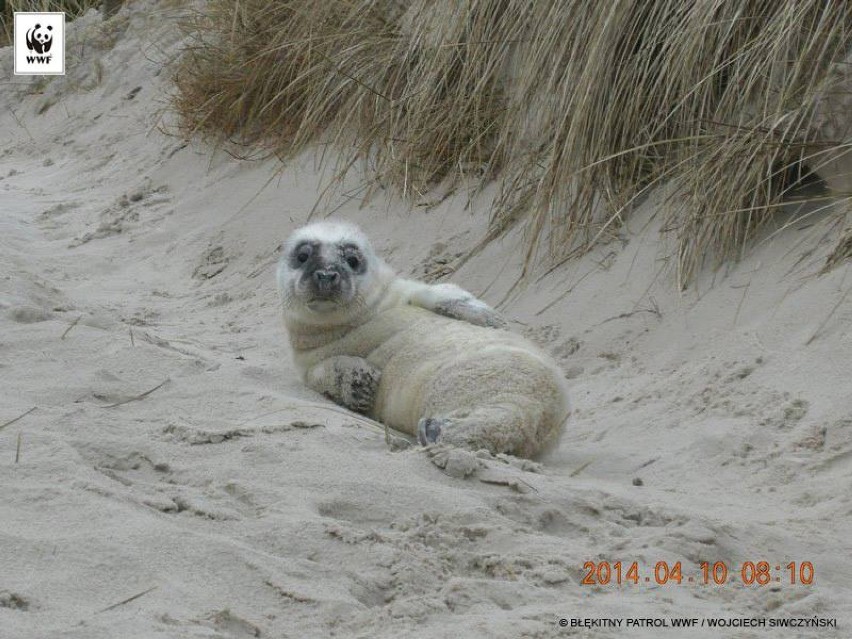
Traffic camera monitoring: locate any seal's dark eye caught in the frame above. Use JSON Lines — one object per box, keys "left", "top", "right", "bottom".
{"left": 346, "top": 255, "right": 360, "bottom": 270}
{"left": 293, "top": 243, "right": 312, "bottom": 265}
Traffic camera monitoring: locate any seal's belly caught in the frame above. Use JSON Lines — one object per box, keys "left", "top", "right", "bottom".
{"left": 363, "top": 307, "right": 548, "bottom": 434}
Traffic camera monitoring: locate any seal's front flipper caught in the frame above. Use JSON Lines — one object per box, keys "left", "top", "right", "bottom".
{"left": 401, "top": 280, "right": 507, "bottom": 329}
{"left": 306, "top": 356, "right": 381, "bottom": 415}
{"left": 431, "top": 297, "right": 507, "bottom": 329}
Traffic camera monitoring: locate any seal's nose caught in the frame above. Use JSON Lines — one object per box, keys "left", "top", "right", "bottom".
{"left": 312, "top": 270, "right": 339, "bottom": 287}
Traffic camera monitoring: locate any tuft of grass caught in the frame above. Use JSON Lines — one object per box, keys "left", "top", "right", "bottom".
{"left": 174, "top": 2, "right": 399, "bottom": 159}
{"left": 173, "top": 1, "right": 852, "bottom": 285}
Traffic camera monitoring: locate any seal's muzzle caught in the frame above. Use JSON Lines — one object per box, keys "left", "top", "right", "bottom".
{"left": 308, "top": 267, "right": 343, "bottom": 299}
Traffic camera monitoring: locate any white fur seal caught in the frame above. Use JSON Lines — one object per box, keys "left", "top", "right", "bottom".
{"left": 276, "top": 221, "right": 570, "bottom": 458}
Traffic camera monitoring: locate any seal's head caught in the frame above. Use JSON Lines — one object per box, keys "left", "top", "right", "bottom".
{"left": 277, "top": 221, "right": 393, "bottom": 325}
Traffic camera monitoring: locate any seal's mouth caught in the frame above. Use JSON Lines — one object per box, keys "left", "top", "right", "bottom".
{"left": 305, "top": 298, "right": 342, "bottom": 312}
{"left": 291, "top": 266, "right": 354, "bottom": 314}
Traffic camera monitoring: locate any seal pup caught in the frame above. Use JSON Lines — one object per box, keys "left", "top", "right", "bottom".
{"left": 277, "top": 220, "right": 570, "bottom": 458}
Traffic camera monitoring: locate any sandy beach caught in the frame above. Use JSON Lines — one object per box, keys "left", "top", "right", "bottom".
{"left": 1, "top": 4, "right": 851, "bottom": 638}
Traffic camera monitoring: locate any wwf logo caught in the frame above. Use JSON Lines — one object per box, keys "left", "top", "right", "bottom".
{"left": 14, "top": 12, "right": 65, "bottom": 75}
{"left": 25, "top": 23, "right": 54, "bottom": 54}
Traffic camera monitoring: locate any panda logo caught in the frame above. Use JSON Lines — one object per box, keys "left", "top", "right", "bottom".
{"left": 25, "top": 24, "right": 53, "bottom": 55}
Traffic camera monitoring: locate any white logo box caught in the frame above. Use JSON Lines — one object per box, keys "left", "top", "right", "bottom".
{"left": 14, "top": 12, "right": 65, "bottom": 76}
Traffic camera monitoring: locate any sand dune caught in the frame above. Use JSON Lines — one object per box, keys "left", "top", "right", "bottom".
{"left": 1, "top": 4, "right": 850, "bottom": 638}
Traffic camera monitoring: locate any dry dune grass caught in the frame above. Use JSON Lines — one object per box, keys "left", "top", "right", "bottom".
{"left": 0, "top": 0, "right": 106, "bottom": 45}
{"left": 173, "top": 1, "right": 852, "bottom": 284}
